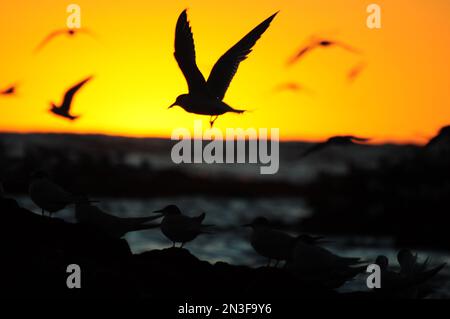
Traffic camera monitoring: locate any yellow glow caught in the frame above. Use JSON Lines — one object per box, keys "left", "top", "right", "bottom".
{"left": 1, "top": 0, "right": 449, "bottom": 143}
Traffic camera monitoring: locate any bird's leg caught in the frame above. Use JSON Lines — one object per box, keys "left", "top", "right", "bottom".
{"left": 266, "top": 259, "right": 272, "bottom": 267}
{"left": 209, "top": 115, "right": 219, "bottom": 128}
{"left": 274, "top": 260, "right": 280, "bottom": 268}
{"left": 180, "top": 242, "right": 185, "bottom": 248}
{"left": 172, "top": 242, "right": 175, "bottom": 248}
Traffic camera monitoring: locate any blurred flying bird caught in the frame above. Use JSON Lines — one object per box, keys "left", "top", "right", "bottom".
{"left": 375, "top": 255, "right": 446, "bottom": 298}
{"left": 273, "top": 82, "right": 314, "bottom": 95}
{"left": 169, "top": 9, "right": 278, "bottom": 127}
{"left": 29, "top": 171, "right": 76, "bottom": 216}
{"left": 50, "top": 76, "right": 92, "bottom": 121}
{"left": 347, "top": 61, "right": 367, "bottom": 83}
{"left": 34, "top": 28, "right": 97, "bottom": 53}
{"left": 243, "top": 217, "right": 326, "bottom": 267}
{"left": 75, "top": 200, "right": 163, "bottom": 239}
{"left": 154, "top": 204, "right": 213, "bottom": 248}
{"left": 287, "top": 37, "right": 361, "bottom": 66}
{"left": 287, "top": 238, "right": 365, "bottom": 289}
{"left": 0, "top": 84, "right": 17, "bottom": 96}
{"left": 300, "top": 135, "right": 370, "bottom": 158}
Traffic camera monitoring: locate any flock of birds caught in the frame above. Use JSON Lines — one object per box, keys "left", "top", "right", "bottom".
{"left": 1, "top": 9, "right": 446, "bottom": 297}
{"left": 2, "top": 9, "right": 365, "bottom": 130}
{"left": 0, "top": 169, "right": 444, "bottom": 297}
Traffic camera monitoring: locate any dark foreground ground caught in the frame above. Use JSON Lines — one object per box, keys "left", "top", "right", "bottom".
{"left": 1, "top": 196, "right": 379, "bottom": 300}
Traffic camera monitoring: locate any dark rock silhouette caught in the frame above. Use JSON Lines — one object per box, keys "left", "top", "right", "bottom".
{"left": 0, "top": 197, "right": 364, "bottom": 299}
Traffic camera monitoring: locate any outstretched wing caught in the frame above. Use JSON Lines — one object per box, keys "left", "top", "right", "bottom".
{"left": 174, "top": 10, "right": 207, "bottom": 94}
{"left": 34, "top": 29, "right": 67, "bottom": 53}
{"left": 61, "top": 76, "right": 93, "bottom": 112}
{"left": 207, "top": 12, "right": 278, "bottom": 100}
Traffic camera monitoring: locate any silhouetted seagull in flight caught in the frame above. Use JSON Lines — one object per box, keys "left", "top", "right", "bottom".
{"left": 75, "top": 199, "right": 163, "bottom": 239}
{"left": 29, "top": 171, "right": 76, "bottom": 216}
{"left": 169, "top": 9, "right": 278, "bottom": 127}
{"left": 347, "top": 61, "right": 367, "bottom": 83}
{"left": 301, "top": 135, "right": 370, "bottom": 158}
{"left": 0, "top": 84, "right": 17, "bottom": 96}
{"left": 50, "top": 76, "right": 92, "bottom": 121}
{"left": 243, "top": 217, "right": 325, "bottom": 267}
{"left": 154, "top": 204, "right": 213, "bottom": 248}
{"left": 287, "top": 37, "right": 360, "bottom": 66}
{"left": 34, "top": 28, "right": 97, "bottom": 53}
{"left": 273, "top": 82, "right": 314, "bottom": 95}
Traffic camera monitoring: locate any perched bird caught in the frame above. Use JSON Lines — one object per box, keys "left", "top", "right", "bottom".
{"left": 300, "top": 135, "right": 370, "bottom": 158}
{"left": 347, "top": 61, "right": 367, "bottom": 83}
{"left": 0, "top": 84, "right": 17, "bottom": 96}
{"left": 287, "top": 239, "right": 365, "bottom": 289}
{"left": 29, "top": 171, "right": 76, "bottom": 216}
{"left": 243, "top": 217, "right": 297, "bottom": 267}
{"left": 169, "top": 9, "right": 278, "bottom": 127}
{"left": 34, "top": 28, "right": 97, "bottom": 53}
{"left": 75, "top": 200, "right": 163, "bottom": 239}
{"left": 375, "top": 255, "right": 446, "bottom": 298}
{"left": 153, "top": 204, "right": 213, "bottom": 248}
{"left": 243, "top": 217, "right": 326, "bottom": 267}
{"left": 50, "top": 76, "right": 92, "bottom": 121}
{"left": 397, "top": 249, "right": 430, "bottom": 275}
{"left": 287, "top": 37, "right": 360, "bottom": 66}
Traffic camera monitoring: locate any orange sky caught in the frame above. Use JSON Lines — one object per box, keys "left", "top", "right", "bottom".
{"left": 0, "top": 0, "right": 449, "bottom": 143}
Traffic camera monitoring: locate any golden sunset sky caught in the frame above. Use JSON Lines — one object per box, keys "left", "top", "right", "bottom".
{"left": 0, "top": 0, "right": 449, "bottom": 143}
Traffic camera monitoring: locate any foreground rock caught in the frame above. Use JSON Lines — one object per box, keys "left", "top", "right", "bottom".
{"left": 0, "top": 197, "right": 355, "bottom": 299}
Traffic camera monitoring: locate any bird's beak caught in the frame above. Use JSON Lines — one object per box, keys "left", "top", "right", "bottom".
{"left": 153, "top": 209, "right": 164, "bottom": 214}
{"left": 168, "top": 102, "right": 176, "bottom": 109}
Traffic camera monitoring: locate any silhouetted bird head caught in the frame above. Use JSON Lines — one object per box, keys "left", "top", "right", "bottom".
{"left": 168, "top": 94, "right": 189, "bottom": 110}
{"left": 154, "top": 204, "right": 182, "bottom": 215}
{"left": 375, "top": 255, "right": 389, "bottom": 270}
{"left": 243, "top": 216, "right": 270, "bottom": 228}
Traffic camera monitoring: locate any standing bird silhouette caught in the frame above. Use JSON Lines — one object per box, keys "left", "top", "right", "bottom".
{"left": 50, "top": 76, "right": 92, "bottom": 121}
{"left": 34, "top": 28, "right": 97, "bottom": 53}
{"left": 169, "top": 9, "right": 278, "bottom": 127}
{"left": 29, "top": 171, "right": 76, "bottom": 217}
{"left": 287, "top": 37, "right": 360, "bottom": 66}
{"left": 300, "top": 135, "right": 370, "bottom": 158}
{"left": 75, "top": 200, "right": 163, "bottom": 239}
{"left": 153, "top": 204, "right": 213, "bottom": 248}
{"left": 243, "top": 217, "right": 325, "bottom": 267}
